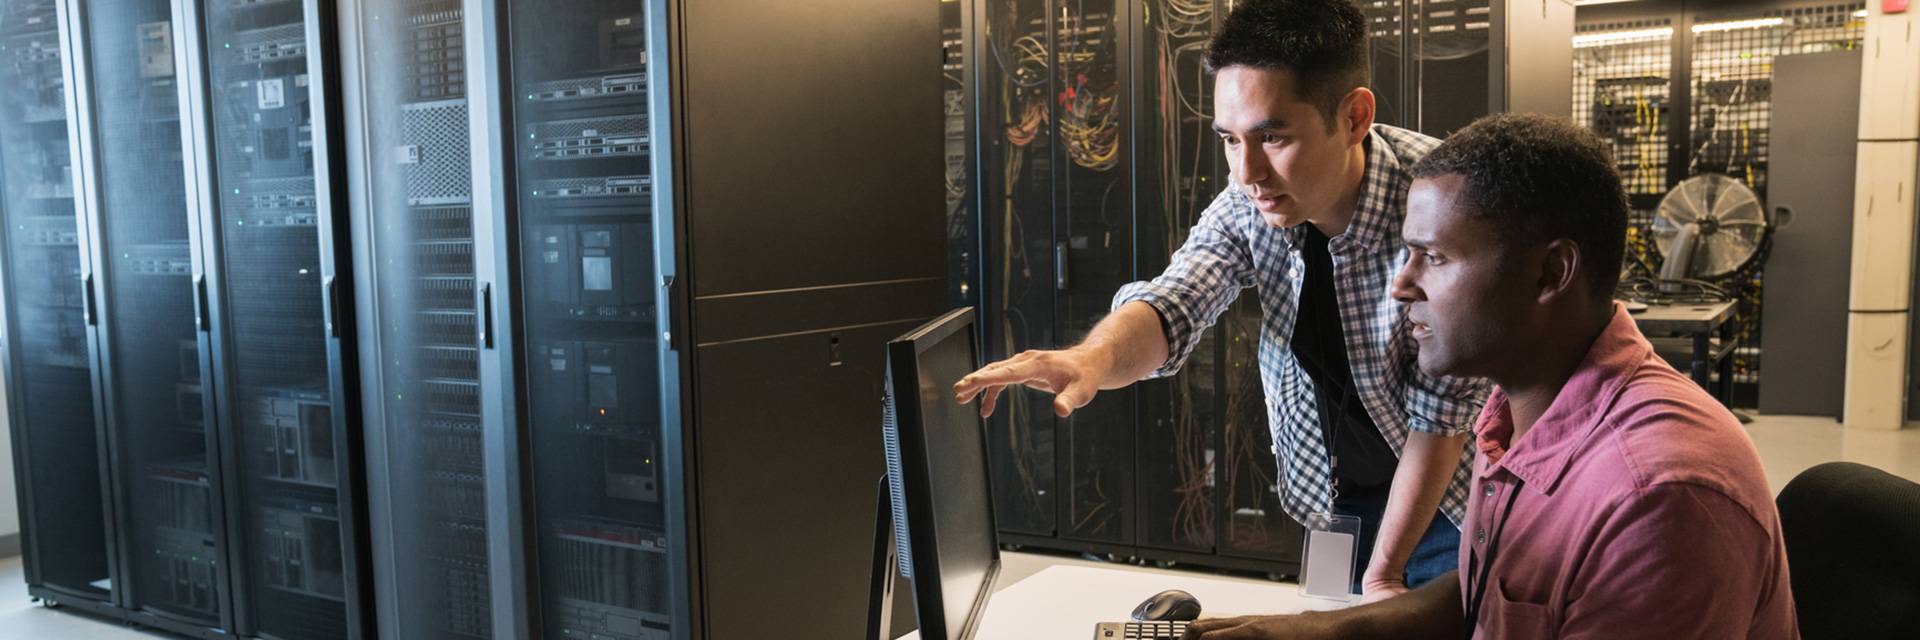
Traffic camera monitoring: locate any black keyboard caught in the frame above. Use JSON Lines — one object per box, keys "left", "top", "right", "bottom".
{"left": 1092, "top": 621, "right": 1190, "bottom": 639}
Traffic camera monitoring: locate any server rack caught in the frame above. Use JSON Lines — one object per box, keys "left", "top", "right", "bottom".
{"left": 486, "top": 3, "right": 662, "bottom": 637}
{"left": 337, "top": 0, "right": 504, "bottom": 637}
{"left": 172, "top": 0, "right": 373, "bottom": 637}
{"left": 61, "top": 0, "right": 237, "bottom": 635}
{"left": 0, "top": 0, "right": 117, "bottom": 620}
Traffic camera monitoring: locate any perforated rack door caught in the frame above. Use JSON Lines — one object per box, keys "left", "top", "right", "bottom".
{"left": 501, "top": 2, "right": 670, "bottom": 640}
{"left": 192, "top": 0, "right": 356, "bottom": 635}
{"left": 979, "top": 0, "right": 1061, "bottom": 541}
{"left": 347, "top": 0, "right": 493, "bottom": 637}
{"left": 75, "top": 0, "right": 228, "bottom": 627}
{"left": 0, "top": 0, "right": 112, "bottom": 603}
{"left": 1055, "top": 0, "right": 1137, "bottom": 548}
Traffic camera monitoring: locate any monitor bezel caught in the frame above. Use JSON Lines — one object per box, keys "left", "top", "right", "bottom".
{"left": 886, "top": 306, "right": 999, "bottom": 640}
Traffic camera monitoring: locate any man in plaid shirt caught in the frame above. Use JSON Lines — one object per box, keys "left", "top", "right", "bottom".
{"left": 954, "top": 0, "right": 1486, "bottom": 601}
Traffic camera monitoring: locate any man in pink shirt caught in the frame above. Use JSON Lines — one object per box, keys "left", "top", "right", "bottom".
{"left": 1184, "top": 114, "right": 1797, "bottom": 639}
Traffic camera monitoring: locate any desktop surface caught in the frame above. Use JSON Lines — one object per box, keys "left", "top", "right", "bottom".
{"left": 898, "top": 565, "right": 1348, "bottom": 640}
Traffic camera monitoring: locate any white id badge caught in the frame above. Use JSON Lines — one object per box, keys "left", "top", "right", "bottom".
{"left": 1299, "top": 512, "right": 1361, "bottom": 601}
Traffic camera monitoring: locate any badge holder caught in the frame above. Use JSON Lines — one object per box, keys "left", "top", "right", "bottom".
{"left": 1298, "top": 512, "right": 1362, "bottom": 602}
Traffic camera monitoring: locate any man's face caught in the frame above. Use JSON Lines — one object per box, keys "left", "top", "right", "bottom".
{"left": 1392, "top": 174, "right": 1540, "bottom": 379}
{"left": 1213, "top": 66, "right": 1362, "bottom": 229}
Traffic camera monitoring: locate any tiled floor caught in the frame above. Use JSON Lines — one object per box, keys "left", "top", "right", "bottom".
{"left": 5, "top": 413, "right": 1920, "bottom": 638}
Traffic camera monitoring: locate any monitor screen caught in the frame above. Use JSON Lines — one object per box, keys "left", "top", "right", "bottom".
{"left": 883, "top": 307, "right": 997, "bottom": 640}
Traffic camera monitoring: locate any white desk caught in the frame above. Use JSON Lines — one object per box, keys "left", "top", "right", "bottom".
{"left": 901, "top": 565, "right": 1350, "bottom": 640}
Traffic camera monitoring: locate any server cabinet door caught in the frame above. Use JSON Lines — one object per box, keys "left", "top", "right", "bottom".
{"left": 944, "top": 0, "right": 977, "bottom": 313}
{"left": 1053, "top": 0, "right": 1136, "bottom": 548}
{"left": 67, "top": 0, "right": 233, "bottom": 630}
{"left": 979, "top": 0, "right": 1059, "bottom": 540}
{"left": 1410, "top": 0, "right": 1492, "bottom": 136}
{"left": 1363, "top": 0, "right": 1410, "bottom": 130}
{"left": 1132, "top": 0, "right": 1225, "bottom": 556}
{"left": 179, "top": 0, "right": 363, "bottom": 636}
{"left": 338, "top": 0, "right": 494, "bottom": 638}
{"left": 0, "top": 0, "right": 113, "bottom": 606}
{"left": 493, "top": 3, "right": 671, "bottom": 638}
{"left": 1216, "top": 296, "right": 1302, "bottom": 565}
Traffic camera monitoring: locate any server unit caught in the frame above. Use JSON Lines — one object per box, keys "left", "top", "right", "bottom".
{"left": 0, "top": 0, "right": 374, "bottom": 638}
{"left": 947, "top": 0, "right": 1567, "bottom": 576}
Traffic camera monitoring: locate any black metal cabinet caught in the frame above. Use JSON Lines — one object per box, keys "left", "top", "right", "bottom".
{"left": 491, "top": 2, "right": 666, "bottom": 639}
{"left": 974, "top": 0, "right": 1063, "bottom": 542}
{"left": 969, "top": 0, "right": 1145, "bottom": 552}
{"left": 173, "top": 0, "right": 373, "bottom": 637}
{"left": 64, "top": 0, "right": 234, "bottom": 634}
{"left": 0, "top": 0, "right": 114, "bottom": 616}
{"left": 337, "top": 0, "right": 502, "bottom": 638}
{"left": 1054, "top": 0, "right": 1139, "bottom": 549}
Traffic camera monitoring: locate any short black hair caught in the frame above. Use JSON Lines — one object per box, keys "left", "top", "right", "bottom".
{"left": 1205, "top": 0, "right": 1371, "bottom": 126}
{"left": 1410, "top": 113, "right": 1629, "bottom": 299}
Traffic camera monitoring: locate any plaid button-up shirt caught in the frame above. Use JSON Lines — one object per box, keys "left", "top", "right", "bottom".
{"left": 1113, "top": 124, "right": 1487, "bottom": 526}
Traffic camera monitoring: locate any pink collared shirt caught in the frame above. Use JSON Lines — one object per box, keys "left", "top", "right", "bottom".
{"left": 1458, "top": 305, "right": 1798, "bottom": 639}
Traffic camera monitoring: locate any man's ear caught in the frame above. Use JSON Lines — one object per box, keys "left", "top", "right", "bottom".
{"left": 1341, "top": 87, "right": 1375, "bottom": 145}
{"left": 1537, "top": 239, "right": 1583, "bottom": 305}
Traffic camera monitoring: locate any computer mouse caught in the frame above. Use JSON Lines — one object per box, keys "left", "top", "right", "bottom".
{"left": 1131, "top": 589, "right": 1203, "bottom": 622}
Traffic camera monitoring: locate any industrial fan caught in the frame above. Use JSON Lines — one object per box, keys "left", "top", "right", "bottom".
{"left": 1650, "top": 173, "right": 1785, "bottom": 290}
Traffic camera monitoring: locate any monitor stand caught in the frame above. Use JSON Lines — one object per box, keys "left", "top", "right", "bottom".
{"left": 868, "top": 474, "right": 896, "bottom": 640}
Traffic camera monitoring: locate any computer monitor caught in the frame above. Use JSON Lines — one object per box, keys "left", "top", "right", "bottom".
{"left": 877, "top": 307, "right": 999, "bottom": 640}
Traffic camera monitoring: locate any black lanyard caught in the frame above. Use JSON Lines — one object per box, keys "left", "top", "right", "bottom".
{"left": 1298, "top": 225, "right": 1354, "bottom": 496}
{"left": 1463, "top": 476, "right": 1525, "bottom": 640}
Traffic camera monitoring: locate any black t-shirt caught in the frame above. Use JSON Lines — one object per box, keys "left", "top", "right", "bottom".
{"left": 1290, "top": 223, "right": 1399, "bottom": 490}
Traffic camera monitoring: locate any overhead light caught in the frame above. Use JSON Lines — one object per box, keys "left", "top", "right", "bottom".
{"left": 1854, "top": 9, "right": 1868, "bottom": 18}
{"left": 1572, "top": 26, "right": 1674, "bottom": 47}
{"left": 1691, "top": 17, "right": 1786, "bottom": 33}
{"left": 1573, "top": 0, "right": 1644, "bottom": 6}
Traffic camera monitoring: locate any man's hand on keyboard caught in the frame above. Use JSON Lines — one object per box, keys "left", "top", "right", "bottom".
{"left": 1180, "top": 613, "right": 1337, "bottom": 639}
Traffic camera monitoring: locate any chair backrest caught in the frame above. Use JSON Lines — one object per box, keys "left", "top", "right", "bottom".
{"left": 1776, "top": 461, "right": 1920, "bottom": 640}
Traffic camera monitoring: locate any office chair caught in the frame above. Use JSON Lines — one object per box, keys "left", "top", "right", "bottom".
{"left": 1775, "top": 461, "right": 1920, "bottom": 640}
